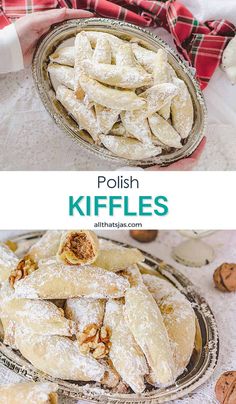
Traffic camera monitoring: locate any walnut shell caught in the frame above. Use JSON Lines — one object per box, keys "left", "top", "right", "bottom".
{"left": 130, "top": 230, "right": 158, "bottom": 243}
{"left": 215, "top": 371, "right": 236, "bottom": 403}
{"left": 213, "top": 263, "right": 236, "bottom": 292}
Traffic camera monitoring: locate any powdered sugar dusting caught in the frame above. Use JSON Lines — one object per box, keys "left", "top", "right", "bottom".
{"left": 143, "top": 275, "right": 194, "bottom": 322}
{"left": 0, "top": 245, "right": 18, "bottom": 283}
{"left": 48, "top": 63, "right": 75, "bottom": 91}
{"left": 121, "top": 110, "right": 152, "bottom": 144}
{"left": 100, "top": 135, "right": 161, "bottom": 160}
{"left": 56, "top": 85, "right": 101, "bottom": 142}
{"left": 0, "top": 382, "right": 58, "bottom": 402}
{"left": 48, "top": 30, "right": 194, "bottom": 160}
{"left": 171, "top": 78, "right": 194, "bottom": 139}
{"left": 81, "top": 60, "right": 151, "bottom": 89}
{"left": 143, "top": 274, "right": 196, "bottom": 377}
{"left": 50, "top": 45, "right": 74, "bottom": 66}
{"left": 14, "top": 263, "right": 129, "bottom": 299}
{"left": 65, "top": 297, "right": 105, "bottom": 331}
{"left": 15, "top": 330, "right": 106, "bottom": 382}
{"left": 124, "top": 285, "right": 175, "bottom": 386}
{"left": 29, "top": 231, "right": 62, "bottom": 261}
{"left": 104, "top": 299, "right": 148, "bottom": 393}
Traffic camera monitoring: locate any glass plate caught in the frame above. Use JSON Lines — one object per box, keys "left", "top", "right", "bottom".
{"left": 0, "top": 232, "right": 219, "bottom": 403}
{"left": 32, "top": 18, "right": 207, "bottom": 167}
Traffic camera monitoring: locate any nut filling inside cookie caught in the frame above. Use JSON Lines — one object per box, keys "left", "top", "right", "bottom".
{"left": 63, "top": 233, "right": 94, "bottom": 261}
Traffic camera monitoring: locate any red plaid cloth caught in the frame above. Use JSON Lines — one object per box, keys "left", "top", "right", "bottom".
{"left": 0, "top": 0, "right": 235, "bottom": 89}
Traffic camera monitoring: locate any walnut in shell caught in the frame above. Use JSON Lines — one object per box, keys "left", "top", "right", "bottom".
{"left": 213, "top": 263, "right": 236, "bottom": 292}
{"left": 130, "top": 230, "right": 158, "bottom": 243}
{"left": 215, "top": 371, "right": 236, "bottom": 403}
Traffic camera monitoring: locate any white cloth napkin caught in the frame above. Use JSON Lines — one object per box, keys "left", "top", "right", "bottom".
{"left": 183, "top": 0, "right": 236, "bottom": 25}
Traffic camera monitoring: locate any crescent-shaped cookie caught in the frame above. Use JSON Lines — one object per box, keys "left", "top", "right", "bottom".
{"left": 115, "top": 42, "right": 152, "bottom": 79}
{"left": 65, "top": 297, "right": 105, "bottom": 332}
{"left": 121, "top": 111, "right": 152, "bottom": 144}
{"left": 104, "top": 299, "right": 148, "bottom": 393}
{"left": 116, "top": 42, "right": 137, "bottom": 66}
{"left": 74, "top": 31, "right": 93, "bottom": 66}
{"left": 78, "top": 74, "right": 146, "bottom": 111}
{"left": 131, "top": 43, "right": 156, "bottom": 73}
{"left": 171, "top": 77, "right": 194, "bottom": 138}
{"left": 100, "top": 135, "right": 161, "bottom": 160}
{"left": 14, "top": 262, "right": 129, "bottom": 299}
{"left": 48, "top": 63, "right": 74, "bottom": 90}
{"left": 120, "top": 264, "right": 143, "bottom": 287}
{"left": 124, "top": 285, "right": 175, "bottom": 386}
{"left": 56, "top": 85, "right": 100, "bottom": 142}
{"left": 15, "top": 330, "right": 106, "bottom": 382}
{"left": 50, "top": 46, "right": 74, "bottom": 66}
{"left": 141, "top": 83, "right": 178, "bottom": 115}
{"left": 93, "top": 240, "right": 144, "bottom": 272}
{"left": 81, "top": 59, "right": 151, "bottom": 89}
{"left": 27, "top": 231, "right": 62, "bottom": 262}
{"left": 74, "top": 31, "right": 93, "bottom": 98}
{"left": 143, "top": 274, "right": 196, "bottom": 377}
{"left": 153, "top": 49, "right": 170, "bottom": 84}
{"left": 95, "top": 104, "right": 120, "bottom": 135}
{"left": 0, "top": 298, "right": 77, "bottom": 336}
{"left": 92, "top": 37, "right": 112, "bottom": 64}
{"left": 0, "top": 382, "right": 58, "bottom": 404}
{"left": 148, "top": 113, "right": 182, "bottom": 148}
{"left": 0, "top": 284, "right": 17, "bottom": 345}
{"left": 153, "top": 49, "right": 172, "bottom": 119}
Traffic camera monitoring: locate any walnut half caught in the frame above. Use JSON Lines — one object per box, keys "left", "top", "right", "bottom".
{"left": 77, "top": 323, "right": 112, "bottom": 359}
{"left": 9, "top": 255, "right": 38, "bottom": 288}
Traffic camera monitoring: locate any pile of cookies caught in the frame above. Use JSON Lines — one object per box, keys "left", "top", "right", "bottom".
{"left": 48, "top": 31, "right": 194, "bottom": 160}
{"left": 0, "top": 382, "right": 58, "bottom": 404}
{"left": 0, "top": 231, "right": 196, "bottom": 395}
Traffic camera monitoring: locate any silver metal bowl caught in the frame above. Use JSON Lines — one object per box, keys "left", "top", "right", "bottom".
{"left": 32, "top": 18, "right": 207, "bottom": 167}
{"left": 0, "top": 232, "right": 218, "bottom": 403}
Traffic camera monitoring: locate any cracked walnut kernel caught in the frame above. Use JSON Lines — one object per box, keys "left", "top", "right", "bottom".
{"left": 9, "top": 255, "right": 38, "bottom": 287}
{"left": 77, "top": 324, "right": 112, "bottom": 359}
